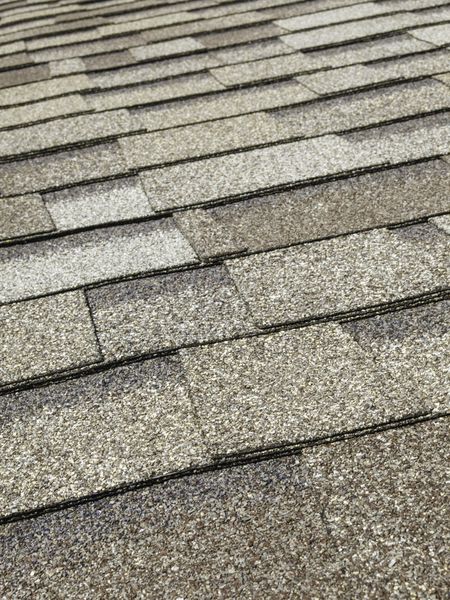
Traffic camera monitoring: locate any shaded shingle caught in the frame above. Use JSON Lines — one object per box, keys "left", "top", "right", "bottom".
{"left": 29, "top": 34, "right": 147, "bottom": 62}
{"left": 0, "top": 357, "right": 207, "bottom": 516}
{"left": 0, "top": 64, "right": 50, "bottom": 89}
{"left": 211, "top": 38, "right": 293, "bottom": 65}
{"left": 0, "top": 292, "right": 100, "bottom": 385}
{"left": 49, "top": 58, "right": 85, "bottom": 76}
{"left": 0, "top": 418, "right": 447, "bottom": 597}
{"left": 88, "top": 266, "right": 255, "bottom": 360}
{"left": 129, "top": 37, "right": 204, "bottom": 60}
{"left": 44, "top": 177, "right": 153, "bottom": 230}
{"left": 227, "top": 224, "right": 449, "bottom": 326}
{"left": 0, "top": 194, "right": 54, "bottom": 241}
{"left": 0, "top": 219, "right": 197, "bottom": 304}
{"left": 198, "top": 159, "right": 450, "bottom": 252}
{"left": 195, "top": 23, "right": 287, "bottom": 48}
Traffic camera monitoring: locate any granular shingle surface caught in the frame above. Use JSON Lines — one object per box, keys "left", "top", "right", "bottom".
{"left": 1, "top": 0, "right": 449, "bottom": 596}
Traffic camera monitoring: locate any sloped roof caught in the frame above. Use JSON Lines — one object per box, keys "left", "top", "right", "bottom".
{"left": 0, "top": 0, "right": 449, "bottom": 596}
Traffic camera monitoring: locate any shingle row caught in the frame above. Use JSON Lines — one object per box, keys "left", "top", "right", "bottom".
{"left": 0, "top": 299, "right": 448, "bottom": 516}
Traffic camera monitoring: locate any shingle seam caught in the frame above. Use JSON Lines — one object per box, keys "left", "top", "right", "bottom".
{"left": 0, "top": 108, "right": 96, "bottom": 133}
{"left": 0, "top": 410, "right": 447, "bottom": 527}
{"left": 1, "top": 287, "right": 448, "bottom": 396}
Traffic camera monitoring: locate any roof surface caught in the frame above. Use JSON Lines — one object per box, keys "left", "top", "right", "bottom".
{"left": 0, "top": 0, "right": 449, "bottom": 597}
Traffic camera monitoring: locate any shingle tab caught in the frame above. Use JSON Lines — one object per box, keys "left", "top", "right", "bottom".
{"left": 211, "top": 38, "right": 293, "bottom": 65}
{"left": 0, "top": 292, "right": 101, "bottom": 385}
{"left": 0, "top": 357, "right": 207, "bottom": 515}
{"left": 0, "top": 74, "right": 91, "bottom": 106}
{"left": 44, "top": 177, "right": 154, "bottom": 230}
{"left": 226, "top": 224, "right": 449, "bottom": 327}
{"left": 181, "top": 317, "right": 446, "bottom": 454}
{"left": 409, "top": 23, "right": 450, "bottom": 45}
{"left": 88, "top": 266, "right": 255, "bottom": 360}
{"left": 129, "top": 37, "right": 204, "bottom": 60}
{"left": 140, "top": 114, "right": 450, "bottom": 210}
{"left": 281, "top": 13, "right": 423, "bottom": 50}
{"left": 133, "top": 80, "right": 316, "bottom": 131}
{"left": 0, "top": 194, "right": 54, "bottom": 241}
{"left": 86, "top": 72, "right": 225, "bottom": 111}
{"left": 276, "top": 2, "right": 391, "bottom": 32}
{"left": 0, "top": 219, "right": 197, "bottom": 303}
{"left": 0, "top": 418, "right": 447, "bottom": 597}
{"left": 0, "top": 142, "right": 128, "bottom": 196}
{"left": 202, "top": 159, "right": 450, "bottom": 252}
{"left": 0, "top": 64, "right": 50, "bottom": 89}
{"left": 195, "top": 22, "right": 287, "bottom": 48}
{"left": 0, "top": 110, "right": 137, "bottom": 158}
{"left": 297, "top": 50, "right": 450, "bottom": 94}
{"left": 0, "top": 94, "right": 89, "bottom": 129}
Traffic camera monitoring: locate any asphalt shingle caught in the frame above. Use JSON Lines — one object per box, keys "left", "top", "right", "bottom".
{"left": 0, "top": 292, "right": 101, "bottom": 385}
{"left": 88, "top": 265, "right": 255, "bottom": 360}
{"left": 44, "top": 177, "right": 154, "bottom": 230}
{"left": 129, "top": 37, "right": 204, "bottom": 60}
{"left": 0, "top": 64, "right": 50, "bottom": 89}
{"left": 0, "top": 219, "right": 197, "bottom": 303}
{"left": 226, "top": 224, "right": 449, "bottom": 326}
{"left": 0, "top": 110, "right": 137, "bottom": 158}
{"left": 297, "top": 49, "right": 450, "bottom": 94}
{"left": 0, "top": 418, "right": 448, "bottom": 598}
{"left": 0, "top": 357, "right": 207, "bottom": 516}
{"left": 86, "top": 72, "right": 225, "bottom": 111}
{"left": 0, "top": 74, "right": 92, "bottom": 106}
{"left": 192, "top": 159, "right": 450, "bottom": 252}
{"left": 0, "top": 94, "right": 89, "bottom": 129}
{"left": 211, "top": 38, "right": 293, "bottom": 65}
{"left": 133, "top": 80, "right": 316, "bottom": 131}
{"left": 410, "top": 22, "right": 450, "bottom": 45}
{"left": 0, "top": 194, "right": 54, "bottom": 241}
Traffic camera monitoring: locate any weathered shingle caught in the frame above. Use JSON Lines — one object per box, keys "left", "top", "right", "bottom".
{"left": 0, "top": 74, "right": 92, "bottom": 106}
{"left": 0, "top": 292, "right": 100, "bottom": 385}
{"left": 88, "top": 266, "right": 255, "bottom": 360}
{"left": 0, "top": 64, "right": 50, "bottom": 89}
{"left": 226, "top": 224, "right": 449, "bottom": 326}
{"left": 0, "top": 219, "right": 197, "bottom": 303}
{"left": 0, "top": 94, "right": 89, "bottom": 129}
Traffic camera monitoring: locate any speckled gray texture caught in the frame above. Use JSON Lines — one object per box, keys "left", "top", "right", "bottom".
{"left": 133, "top": 80, "right": 316, "bottom": 131}
{"left": 0, "top": 219, "right": 197, "bottom": 303}
{"left": 195, "top": 22, "right": 286, "bottom": 48}
{"left": 44, "top": 177, "right": 154, "bottom": 230}
{"left": 1, "top": 417, "right": 448, "bottom": 598}
{"left": 86, "top": 72, "right": 225, "bottom": 111}
{"left": 276, "top": 2, "right": 391, "bottom": 32}
{"left": 0, "top": 292, "right": 100, "bottom": 385}
{"left": 88, "top": 265, "right": 255, "bottom": 360}
{"left": 0, "top": 64, "right": 50, "bottom": 89}
{"left": 432, "top": 213, "right": 450, "bottom": 233}
{"left": 298, "top": 49, "right": 450, "bottom": 95}
{"left": 120, "top": 112, "right": 284, "bottom": 168}
{"left": 49, "top": 58, "right": 85, "bottom": 76}
{"left": 129, "top": 37, "right": 203, "bottom": 60}
{"left": 183, "top": 313, "right": 449, "bottom": 456}
{"left": 0, "top": 194, "right": 54, "bottom": 240}
{"left": 0, "top": 74, "right": 91, "bottom": 106}
{"left": 204, "top": 159, "right": 450, "bottom": 251}
{"left": 140, "top": 134, "right": 361, "bottom": 210}
{"left": 141, "top": 115, "right": 450, "bottom": 210}
{"left": 27, "top": 29, "right": 101, "bottom": 51}
{"left": 0, "top": 110, "right": 136, "bottom": 158}
{"left": 0, "top": 94, "right": 89, "bottom": 128}
{"left": 259, "top": 0, "right": 368, "bottom": 19}
{"left": 281, "top": 13, "right": 423, "bottom": 50}
{"left": 82, "top": 50, "right": 135, "bottom": 71}
{"left": 88, "top": 54, "right": 220, "bottom": 89}
{"left": 410, "top": 22, "right": 450, "bottom": 45}
{"left": 0, "top": 142, "right": 128, "bottom": 196}
{"left": 211, "top": 38, "right": 293, "bottom": 65}
{"left": 30, "top": 34, "right": 147, "bottom": 62}
{"left": 98, "top": 11, "right": 198, "bottom": 37}
{"left": 343, "top": 301, "right": 450, "bottom": 412}
{"left": 0, "top": 356, "right": 208, "bottom": 515}
{"left": 273, "top": 78, "right": 450, "bottom": 132}
{"left": 227, "top": 224, "right": 449, "bottom": 326}
{"left": 174, "top": 208, "right": 248, "bottom": 258}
